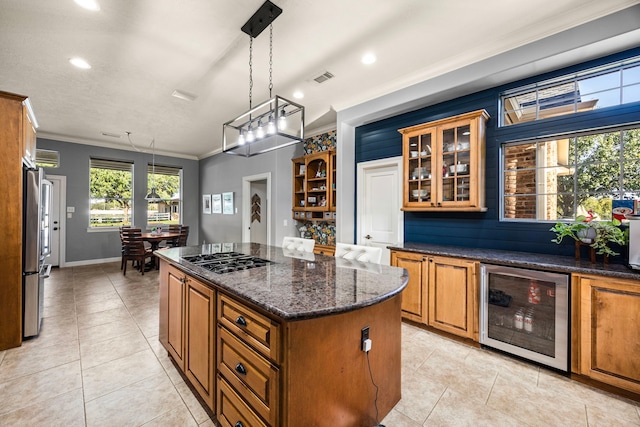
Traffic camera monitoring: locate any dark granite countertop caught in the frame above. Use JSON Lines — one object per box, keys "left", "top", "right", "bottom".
{"left": 389, "top": 242, "right": 640, "bottom": 281}
{"left": 155, "top": 243, "right": 408, "bottom": 321}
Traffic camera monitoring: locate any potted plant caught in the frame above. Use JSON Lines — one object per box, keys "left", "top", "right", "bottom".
{"left": 550, "top": 212, "right": 627, "bottom": 258}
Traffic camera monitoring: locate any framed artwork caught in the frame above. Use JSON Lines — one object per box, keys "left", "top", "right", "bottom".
{"left": 212, "top": 193, "right": 222, "bottom": 214}
{"left": 222, "top": 192, "right": 234, "bottom": 215}
{"left": 202, "top": 194, "right": 212, "bottom": 214}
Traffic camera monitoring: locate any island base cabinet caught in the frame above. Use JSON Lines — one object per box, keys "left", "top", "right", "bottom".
{"left": 574, "top": 274, "right": 640, "bottom": 395}
{"left": 159, "top": 263, "right": 186, "bottom": 368}
{"left": 428, "top": 256, "right": 478, "bottom": 340}
{"left": 284, "top": 294, "right": 402, "bottom": 427}
{"left": 159, "top": 261, "right": 216, "bottom": 412}
{"left": 184, "top": 277, "right": 216, "bottom": 411}
{"left": 217, "top": 377, "right": 268, "bottom": 427}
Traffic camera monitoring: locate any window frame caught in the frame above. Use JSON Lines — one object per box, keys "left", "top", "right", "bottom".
{"left": 146, "top": 164, "right": 183, "bottom": 229}
{"left": 500, "top": 125, "right": 640, "bottom": 223}
{"left": 89, "top": 158, "right": 134, "bottom": 231}
{"left": 499, "top": 55, "right": 640, "bottom": 127}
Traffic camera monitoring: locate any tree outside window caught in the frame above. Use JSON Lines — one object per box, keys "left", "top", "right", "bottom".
{"left": 503, "top": 127, "right": 640, "bottom": 222}
{"left": 147, "top": 165, "right": 181, "bottom": 227}
{"left": 89, "top": 159, "right": 133, "bottom": 227}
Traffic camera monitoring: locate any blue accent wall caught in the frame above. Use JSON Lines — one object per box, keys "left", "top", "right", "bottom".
{"left": 355, "top": 47, "right": 640, "bottom": 261}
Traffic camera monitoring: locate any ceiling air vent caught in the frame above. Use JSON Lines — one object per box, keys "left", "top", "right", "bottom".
{"left": 313, "top": 71, "right": 334, "bottom": 84}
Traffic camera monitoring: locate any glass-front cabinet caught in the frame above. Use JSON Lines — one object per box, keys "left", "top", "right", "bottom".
{"left": 399, "top": 109, "right": 489, "bottom": 211}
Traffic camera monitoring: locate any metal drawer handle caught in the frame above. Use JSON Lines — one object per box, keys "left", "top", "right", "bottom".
{"left": 235, "top": 422, "right": 244, "bottom": 427}
{"left": 235, "top": 363, "right": 247, "bottom": 375}
{"left": 235, "top": 315, "right": 247, "bottom": 327}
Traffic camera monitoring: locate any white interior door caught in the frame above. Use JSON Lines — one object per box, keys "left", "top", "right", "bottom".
{"left": 46, "top": 175, "right": 66, "bottom": 267}
{"left": 242, "top": 173, "right": 271, "bottom": 245}
{"left": 357, "top": 157, "right": 403, "bottom": 265}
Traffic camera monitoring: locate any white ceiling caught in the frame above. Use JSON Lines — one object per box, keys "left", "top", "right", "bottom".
{"left": 1, "top": 0, "right": 639, "bottom": 159}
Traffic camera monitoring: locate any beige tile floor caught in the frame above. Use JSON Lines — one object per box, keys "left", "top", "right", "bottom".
{"left": 0, "top": 262, "right": 638, "bottom": 426}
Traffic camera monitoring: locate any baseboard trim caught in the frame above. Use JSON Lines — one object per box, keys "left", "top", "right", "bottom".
{"left": 64, "top": 257, "right": 120, "bottom": 267}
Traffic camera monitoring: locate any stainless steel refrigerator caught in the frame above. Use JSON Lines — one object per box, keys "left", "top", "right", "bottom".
{"left": 23, "top": 167, "right": 52, "bottom": 338}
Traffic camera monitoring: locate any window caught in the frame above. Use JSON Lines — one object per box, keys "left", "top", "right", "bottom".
{"left": 147, "top": 164, "right": 182, "bottom": 227}
{"left": 35, "top": 149, "right": 60, "bottom": 168}
{"left": 500, "top": 56, "right": 640, "bottom": 126}
{"left": 502, "top": 127, "right": 640, "bottom": 222}
{"left": 89, "top": 158, "right": 133, "bottom": 228}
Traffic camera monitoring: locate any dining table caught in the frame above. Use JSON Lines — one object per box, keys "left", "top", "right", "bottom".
{"left": 140, "top": 231, "right": 182, "bottom": 251}
{"left": 140, "top": 231, "right": 182, "bottom": 269}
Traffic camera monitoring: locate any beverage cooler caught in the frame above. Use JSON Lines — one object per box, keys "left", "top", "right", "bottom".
{"left": 480, "top": 264, "right": 569, "bottom": 371}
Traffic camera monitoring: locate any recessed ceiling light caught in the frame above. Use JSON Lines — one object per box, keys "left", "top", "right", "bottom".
{"left": 293, "top": 90, "right": 304, "bottom": 99}
{"left": 69, "top": 57, "right": 91, "bottom": 69}
{"left": 361, "top": 52, "right": 376, "bottom": 65}
{"left": 74, "top": 0, "right": 100, "bottom": 11}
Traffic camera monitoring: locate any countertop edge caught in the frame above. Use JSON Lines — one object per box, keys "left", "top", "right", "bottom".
{"left": 389, "top": 243, "right": 640, "bottom": 281}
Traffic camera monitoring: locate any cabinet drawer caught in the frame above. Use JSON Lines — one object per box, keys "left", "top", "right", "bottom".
{"left": 218, "top": 294, "right": 280, "bottom": 362}
{"left": 218, "top": 326, "right": 278, "bottom": 425}
{"left": 217, "top": 377, "right": 268, "bottom": 427}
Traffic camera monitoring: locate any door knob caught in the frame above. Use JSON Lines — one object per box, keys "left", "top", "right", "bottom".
{"left": 364, "top": 235, "right": 372, "bottom": 240}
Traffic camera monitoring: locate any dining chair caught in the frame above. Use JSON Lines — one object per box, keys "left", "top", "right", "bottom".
{"left": 177, "top": 225, "right": 189, "bottom": 247}
{"left": 120, "top": 227, "right": 139, "bottom": 270}
{"left": 121, "top": 232, "right": 154, "bottom": 275}
{"left": 334, "top": 243, "right": 382, "bottom": 264}
{"left": 282, "top": 236, "right": 315, "bottom": 253}
{"left": 161, "top": 224, "right": 182, "bottom": 248}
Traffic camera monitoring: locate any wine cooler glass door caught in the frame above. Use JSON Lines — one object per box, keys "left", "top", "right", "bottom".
{"left": 480, "top": 264, "right": 569, "bottom": 371}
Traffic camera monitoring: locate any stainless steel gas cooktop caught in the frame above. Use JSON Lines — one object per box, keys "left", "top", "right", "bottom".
{"left": 181, "top": 252, "right": 272, "bottom": 274}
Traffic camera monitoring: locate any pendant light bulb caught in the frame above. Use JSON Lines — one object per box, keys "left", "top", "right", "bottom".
{"left": 256, "top": 120, "right": 265, "bottom": 139}
{"left": 238, "top": 129, "right": 245, "bottom": 145}
{"left": 278, "top": 108, "right": 287, "bottom": 130}
{"left": 267, "top": 114, "right": 276, "bottom": 135}
{"left": 246, "top": 124, "right": 255, "bottom": 142}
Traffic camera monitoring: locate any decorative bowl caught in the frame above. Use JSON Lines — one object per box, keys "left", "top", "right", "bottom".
{"left": 449, "top": 164, "right": 468, "bottom": 174}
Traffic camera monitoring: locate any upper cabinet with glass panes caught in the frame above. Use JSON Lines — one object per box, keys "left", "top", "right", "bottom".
{"left": 399, "top": 110, "right": 489, "bottom": 212}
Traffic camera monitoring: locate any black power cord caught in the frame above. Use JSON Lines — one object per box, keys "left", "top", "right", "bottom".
{"left": 365, "top": 351, "right": 386, "bottom": 427}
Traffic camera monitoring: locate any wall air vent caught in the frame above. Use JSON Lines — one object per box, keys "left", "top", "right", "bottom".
{"left": 313, "top": 71, "right": 334, "bottom": 84}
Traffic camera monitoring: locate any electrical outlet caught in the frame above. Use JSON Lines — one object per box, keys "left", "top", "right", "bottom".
{"left": 361, "top": 326, "right": 370, "bottom": 352}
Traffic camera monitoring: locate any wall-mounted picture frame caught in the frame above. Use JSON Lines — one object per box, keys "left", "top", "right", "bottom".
{"left": 202, "top": 194, "right": 212, "bottom": 214}
{"left": 212, "top": 193, "right": 222, "bottom": 214}
{"left": 222, "top": 192, "right": 234, "bottom": 215}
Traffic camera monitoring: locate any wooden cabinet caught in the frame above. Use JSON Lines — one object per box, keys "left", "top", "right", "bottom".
{"left": 159, "top": 263, "right": 186, "bottom": 367}
{"left": 399, "top": 109, "right": 489, "bottom": 212}
{"left": 314, "top": 244, "right": 335, "bottom": 256}
{"left": 391, "top": 250, "right": 428, "bottom": 323}
{"left": 0, "top": 91, "right": 37, "bottom": 351}
{"left": 428, "top": 256, "right": 478, "bottom": 340}
{"left": 572, "top": 274, "right": 640, "bottom": 395}
{"left": 292, "top": 149, "right": 336, "bottom": 221}
{"left": 185, "top": 276, "right": 216, "bottom": 410}
{"left": 391, "top": 251, "right": 478, "bottom": 340}
{"left": 217, "top": 295, "right": 280, "bottom": 426}
{"left": 159, "top": 262, "right": 216, "bottom": 411}
{"left": 22, "top": 104, "right": 37, "bottom": 165}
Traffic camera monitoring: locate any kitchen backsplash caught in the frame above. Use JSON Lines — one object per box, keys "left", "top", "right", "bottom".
{"left": 303, "top": 130, "right": 336, "bottom": 154}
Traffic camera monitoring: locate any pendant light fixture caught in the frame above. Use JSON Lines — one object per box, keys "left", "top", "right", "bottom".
{"left": 145, "top": 138, "right": 162, "bottom": 202}
{"left": 223, "top": 0, "right": 304, "bottom": 157}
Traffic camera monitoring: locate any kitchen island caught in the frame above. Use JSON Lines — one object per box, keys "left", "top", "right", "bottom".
{"left": 156, "top": 243, "right": 408, "bottom": 427}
